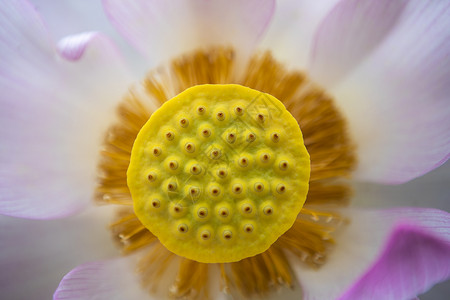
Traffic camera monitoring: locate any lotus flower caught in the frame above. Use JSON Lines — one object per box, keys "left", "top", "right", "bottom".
{"left": 1, "top": 0, "right": 449, "bottom": 299}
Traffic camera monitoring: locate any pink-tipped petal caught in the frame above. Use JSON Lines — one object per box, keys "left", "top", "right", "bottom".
{"left": 338, "top": 225, "right": 450, "bottom": 300}
{"left": 260, "top": 0, "right": 340, "bottom": 69}
{"left": 0, "top": 0, "right": 132, "bottom": 219}
{"left": 54, "top": 258, "right": 156, "bottom": 300}
{"left": 0, "top": 208, "right": 117, "bottom": 300}
{"left": 293, "top": 207, "right": 450, "bottom": 300}
{"left": 309, "top": 0, "right": 408, "bottom": 87}
{"left": 103, "top": 0, "right": 275, "bottom": 63}
{"left": 312, "top": 0, "right": 450, "bottom": 184}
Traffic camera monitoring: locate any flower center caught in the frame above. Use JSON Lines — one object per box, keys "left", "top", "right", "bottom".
{"left": 127, "top": 84, "right": 310, "bottom": 263}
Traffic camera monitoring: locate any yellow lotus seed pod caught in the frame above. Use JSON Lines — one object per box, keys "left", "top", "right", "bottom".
{"left": 128, "top": 84, "right": 310, "bottom": 263}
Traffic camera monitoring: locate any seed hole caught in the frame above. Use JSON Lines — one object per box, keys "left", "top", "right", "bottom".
{"left": 185, "top": 142, "right": 195, "bottom": 153}
{"left": 180, "top": 118, "right": 189, "bottom": 128}
{"left": 210, "top": 149, "right": 221, "bottom": 159}
{"left": 166, "top": 131, "right": 174, "bottom": 141}
{"left": 198, "top": 208, "right": 208, "bottom": 218}
{"left": 178, "top": 224, "right": 188, "bottom": 233}
{"left": 263, "top": 206, "right": 273, "bottom": 215}
{"left": 147, "top": 172, "right": 157, "bottom": 182}
{"left": 190, "top": 165, "right": 202, "bottom": 175}
{"left": 261, "top": 153, "right": 270, "bottom": 162}
{"left": 257, "top": 114, "right": 265, "bottom": 122}
{"left": 239, "top": 157, "right": 249, "bottom": 167}
{"left": 279, "top": 160, "right": 289, "bottom": 170}
{"left": 219, "top": 208, "right": 229, "bottom": 217}
{"left": 227, "top": 133, "right": 236, "bottom": 143}
{"left": 217, "top": 169, "right": 227, "bottom": 178}
{"left": 151, "top": 200, "right": 160, "bottom": 208}
{"left": 223, "top": 231, "right": 232, "bottom": 240}
{"left": 276, "top": 184, "right": 286, "bottom": 194}
{"left": 168, "top": 183, "right": 177, "bottom": 191}
{"left": 235, "top": 106, "right": 243, "bottom": 115}
{"left": 254, "top": 183, "right": 264, "bottom": 192}
{"left": 211, "top": 187, "right": 220, "bottom": 196}
{"left": 243, "top": 205, "right": 252, "bottom": 213}
{"left": 216, "top": 111, "right": 225, "bottom": 121}
{"left": 201, "top": 231, "right": 211, "bottom": 240}
{"left": 152, "top": 147, "right": 162, "bottom": 156}
{"left": 174, "top": 205, "right": 182, "bottom": 213}
{"left": 202, "top": 129, "right": 211, "bottom": 137}
{"left": 197, "top": 106, "right": 205, "bottom": 114}
{"left": 247, "top": 133, "right": 256, "bottom": 142}
{"left": 169, "top": 161, "right": 178, "bottom": 170}
{"left": 233, "top": 184, "right": 242, "bottom": 194}
{"left": 271, "top": 133, "right": 280, "bottom": 143}
{"left": 189, "top": 187, "right": 200, "bottom": 197}
{"left": 244, "top": 224, "right": 254, "bottom": 233}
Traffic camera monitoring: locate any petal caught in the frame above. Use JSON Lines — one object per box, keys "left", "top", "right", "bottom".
{"left": 54, "top": 252, "right": 237, "bottom": 300}
{"left": 338, "top": 225, "right": 450, "bottom": 300}
{"left": 309, "top": 0, "right": 408, "bottom": 87}
{"left": 0, "top": 207, "right": 117, "bottom": 300}
{"left": 353, "top": 161, "right": 450, "bottom": 210}
{"left": 321, "top": 0, "right": 450, "bottom": 184}
{"left": 102, "top": 0, "right": 275, "bottom": 64}
{"left": 293, "top": 207, "right": 450, "bottom": 300}
{"left": 0, "top": 0, "right": 132, "bottom": 219}
{"left": 30, "top": 0, "right": 146, "bottom": 76}
{"left": 54, "top": 258, "right": 152, "bottom": 300}
{"left": 260, "top": 0, "right": 340, "bottom": 69}
{"left": 30, "top": 0, "right": 117, "bottom": 40}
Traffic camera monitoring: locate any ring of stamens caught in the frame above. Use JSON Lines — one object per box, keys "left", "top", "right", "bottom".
{"left": 97, "top": 48, "right": 357, "bottom": 300}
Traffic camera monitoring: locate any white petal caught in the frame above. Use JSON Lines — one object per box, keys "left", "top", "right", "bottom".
{"left": 54, "top": 257, "right": 152, "bottom": 300}
{"left": 309, "top": 0, "right": 408, "bottom": 87}
{"left": 317, "top": 0, "right": 450, "bottom": 184}
{"left": 293, "top": 207, "right": 450, "bottom": 300}
{"left": 103, "top": 0, "right": 275, "bottom": 64}
{"left": 29, "top": 0, "right": 147, "bottom": 76}
{"left": 260, "top": 0, "right": 340, "bottom": 69}
{"left": 0, "top": 207, "right": 117, "bottom": 300}
{"left": 352, "top": 161, "right": 450, "bottom": 210}
{"left": 29, "top": 0, "right": 116, "bottom": 40}
{"left": 0, "top": 0, "right": 133, "bottom": 219}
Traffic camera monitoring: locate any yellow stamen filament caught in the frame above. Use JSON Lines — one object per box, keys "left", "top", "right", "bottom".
{"left": 170, "top": 259, "right": 210, "bottom": 299}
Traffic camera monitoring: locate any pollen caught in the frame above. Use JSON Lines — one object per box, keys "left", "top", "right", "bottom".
{"left": 127, "top": 84, "right": 310, "bottom": 263}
